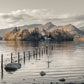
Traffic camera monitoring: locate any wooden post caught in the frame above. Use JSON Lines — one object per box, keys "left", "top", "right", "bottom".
{"left": 39, "top": 48, "right": 40, "bottom": 56}
{"left": 44, "top": 48, "right": 45, "bottom": 54}
{"left": 46, "top": 46, "right": 48, "bottom": 54}
{"left": 42, "top": 48, "right": 43, "bottom": 55}
{"left": 33, "top": 50, "right": 35, "bottom": 59}
{"left": 1, "top": 54, "right": 3, "bottom": 79}
{"left": 11, "top": 53, "right": 13, "bottom": 63}
{"left": 28, "top": 51, "right": 30, "bottom": 60}
{"left": 36, "top": 48, "right": 37, "bottom": 56}
{"left": 18, "top": 52, "right": 20, "bottom": 64}
{"left": 33, "top": 50, "right": 35, "bottom": 56}
{"left": 51, "top": 45, "right": 53, "bottom": 50}
{"left": 23, "top": 51, "right": 25, "bottom": 64}
{"left": 1, "top": 54, "right": 3, "bottom": 68}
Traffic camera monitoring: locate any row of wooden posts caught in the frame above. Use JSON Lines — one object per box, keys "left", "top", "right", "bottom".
{"left": 0, "top": 45, "right": 53, "bottom": 79}
{"left": 1, "top": 46, "right": 48, "bottom": 63}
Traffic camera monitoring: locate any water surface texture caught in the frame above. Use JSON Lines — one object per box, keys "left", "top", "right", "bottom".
{"left": 0, "top": 41, "right": 84, "bottom": 84}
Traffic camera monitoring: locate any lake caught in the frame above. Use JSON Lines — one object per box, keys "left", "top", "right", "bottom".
{"left": 0, "top": 41, "right": 84, "bottom": 84}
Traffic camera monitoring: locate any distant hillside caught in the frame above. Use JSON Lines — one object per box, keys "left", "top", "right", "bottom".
{"left": 0, "top": 24, "right": 42, "bottom": 37}
{"left": 0, "top": 28, "right": 13, "bottom": 37}
{"left": 79, "top": 26, "right": 84, "bottom": 31}
{"left": 39, "top": 22, "right": 57, "bottom": 31}
{"left": 0, "top": 22, "right": 84, "bottom": 38}
{"left": 58, "top": 24, "right": 84, "bottom": 36}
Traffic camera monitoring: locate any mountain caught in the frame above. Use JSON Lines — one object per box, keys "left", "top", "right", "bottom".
{"left": 79, "top": 26, "right": 84, "bottom": 31}
{"left": 0, "top": 24, "right": 42, "bottom": 37}
{"left": 0, "top": 28, "right": 13, "bottom": 37}
{"left": 58, "top": 24, "right": 84, "bottom": 36}
{"left": 0, "top": 22, "right": 84, "bottom": 38}
{"left": 39, "top": 22, "right": 57, "bottom": 31}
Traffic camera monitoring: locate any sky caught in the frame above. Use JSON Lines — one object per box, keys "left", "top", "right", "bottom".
{"left": 0, "top": 0, "right": 84, "bottom": 29}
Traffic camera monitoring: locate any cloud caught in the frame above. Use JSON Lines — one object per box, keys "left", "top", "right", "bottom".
{"left": 0, "top": 9, "right": 84, "bottom": 29}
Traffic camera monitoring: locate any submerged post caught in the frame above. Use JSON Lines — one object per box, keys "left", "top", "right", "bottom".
{"left": 11, "top": 53, "right": 13, "bottom": 63}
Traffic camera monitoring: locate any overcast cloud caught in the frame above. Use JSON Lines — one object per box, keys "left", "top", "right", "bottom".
{"left": 0, "top": 9, "right": 84, "bottom": 28}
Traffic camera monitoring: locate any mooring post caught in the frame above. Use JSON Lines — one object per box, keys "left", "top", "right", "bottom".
{"left": 28, "top": 51, "right": 30, "bottom": 60}
{"left": 44, "top": 48, "right": 45, "bottom": 54}
{"left": 36, "top": 48, "right": 37, "bottom": 56}
{"left": 33, "top": 50, "right": 35, "bottom": 56}
{"left": 11, "top": 53, "right": 13, "bottom": 63}
{"left": 46, "top": 46, "right": 48, "bottom": 54}
{"left": 51, "top": 45, "right": 53, "bottom": 50}
{"left": 1, "top": 54, "right": 3, "bottom": 79}
{"left": 39, "top": 48, "right": 40, "bottom": 56}
{"left": 1, "top": 54, "right": 3, "bottom": 68}
{"left": 18, "top": 52, "right": 20, "bottom": 64}
{"left": 42, "top": 48, "right": 43, "bottom": 55}
{"left": 24, "top": 51, "right": 25, "bottom": 59}
{"left": 23, "top": 51, "right": 25, "bottom": 64}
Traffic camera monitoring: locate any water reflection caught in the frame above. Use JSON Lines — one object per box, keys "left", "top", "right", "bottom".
{"left": 1, "top": 41, "right": 84, "bottom": 84}
{"left": 4, "top": 41, "right": 74, "bottom": 51}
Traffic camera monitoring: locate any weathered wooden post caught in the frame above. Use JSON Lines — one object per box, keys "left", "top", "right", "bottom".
{"left": 33, "top": 50, "right": 35, "bottom": 58}
{"left": 51, "top": 45, "right": 53, "bottom": 50}
{"left": 36, "top": 48, "right": 37, "bottom": 57}
{"left": 46, "top": 46, "right": 48, "bottom": 54}
{"left": 1, "top": 54, "right": 3, "bottom": 79}
{"left": 11, "top": 53, "right": 13, "bottom": 63}
{"left": 42, "top": 48, "right": 43, "bottom": 56}
{"left": 1, "top": 54, "right": 3, "bottom": 69}
{"left": 23, "top": 51, "right": 25, "bottom": 64}
{"left": 18, "top": 52, "right": 20, "bottom": 64}
{"left": 44, "top": 48, "right": 45, "bottom": 54}
{"left": 39, "top": 48, "right": 40, "bottom": 57}
{"left": 28, "top": 51, "right": 30, "bottom": 60}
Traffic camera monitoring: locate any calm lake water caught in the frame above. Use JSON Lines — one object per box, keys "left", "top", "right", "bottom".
{"left": 0, "top": 41, "right": 84, "bottom": 84}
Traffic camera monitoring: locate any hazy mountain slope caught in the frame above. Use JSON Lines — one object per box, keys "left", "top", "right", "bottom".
{"left": 0, "top": 22, "right": 84, "bottom": 37}
{"left": 39, "top": 22, "right": 57, "bottom": 30}
{"left": 0, "top": 28, "right": 13, "bottom": 37}
{"left": 58, "top": 24, "right": 84, "bottom": 36}
{"left": 0, "top": 24, "right": 42, "bottom": 37}
{"left": 79, "top": 26, "right": 84, "bottom": 31}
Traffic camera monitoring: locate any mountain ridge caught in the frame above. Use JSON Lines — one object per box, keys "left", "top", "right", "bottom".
{"left": 0, "top": 22, "right": 84, "bottom": 37}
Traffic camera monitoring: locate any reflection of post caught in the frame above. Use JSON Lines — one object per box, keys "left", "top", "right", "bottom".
{"left": 1, "top": 54, "right": 3, "bottom": 79}
{"left": 18, "top": 52, "right": 20, "bottom": 64}
{"left": 23, "top": 52, "right": 25, "bottom": 64}
{"left": 11, "top": 53, "right": 13, "bottom": 63}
